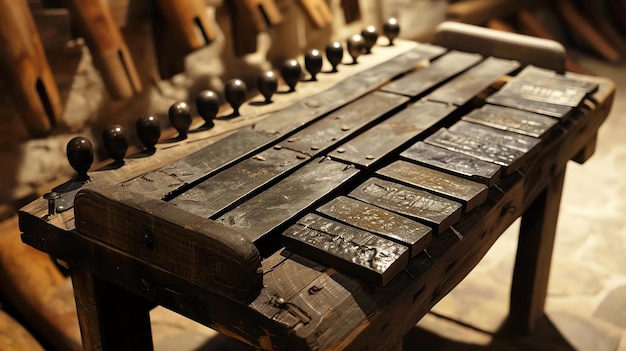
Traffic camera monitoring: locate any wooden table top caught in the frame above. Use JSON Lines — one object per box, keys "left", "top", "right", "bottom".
{"left": 18, "top": 38, "right": 615, "bottom": 350}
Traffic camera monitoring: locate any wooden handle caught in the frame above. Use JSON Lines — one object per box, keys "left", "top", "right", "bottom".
{"left": 64, "top": 0, "right": 142, "bottom": 99}
{"left": 299, "top": 0, "right": 332, "bottom": 28}
{"left": 0, "top": 0, "right": 62, "bottom": 137}
{"left": 154, "top": 0, "right": 216, "bottom": 52}
{"left": 237, "top": 0, "right": 282, "bottom": 31}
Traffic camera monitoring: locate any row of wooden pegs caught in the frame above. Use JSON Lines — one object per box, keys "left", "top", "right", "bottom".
{"left": 60, "top": 21, "right": 399, "bottom": 186}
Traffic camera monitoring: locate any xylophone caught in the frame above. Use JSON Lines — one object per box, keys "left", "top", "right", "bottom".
{"left": 19, "top": 23, "right": 614, "bottom": 351}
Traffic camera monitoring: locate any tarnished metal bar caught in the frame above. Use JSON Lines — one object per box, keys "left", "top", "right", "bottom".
{"left": 400, "top": 142, "right": 501, "bottom": 186}
{"left": 316, "top": 196, "right": 432, "bottom": 257}
{"left": 426, "top": 57, "right": 520, "bottom": 106}
{"left": 377, "top": 160, "right": 488, "bottom": 212}
{"left": 462, "top": 105, "right": 557, "bottom": 139}
{"left": 349, "top": 177, "right": 462, "bottom": 234}
{"left": 425, "top": 129, "right": 527, "bottom": 175}
{"left": 449, "top": 120, "right": 541, "bottom": 154}
{"left": 329, "top": 101, "right": 456, "bottom": 168}
{"left": 381, "top": 51, "right": 482, "bottom": 98}
{"left": 516, "top": 65, "right": 598, "bottom": 93}
{"left": 282, "top": 213, "right": 409, "bottom": 286}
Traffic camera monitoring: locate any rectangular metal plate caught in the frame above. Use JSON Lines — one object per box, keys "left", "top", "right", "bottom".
{"left": 426, "top": 57, "right": 520, "bottom": 106}
{"left": 169, "top": 147, "right": 310, "bottom": 218}
{"left": 282, "top": 213, "right": 409, "bottom": 286}
{"left": 425, "top": 128, "right": 526, "bottom": 175}
{"left": 400, "top": 142, "right": 501, "bottom": 186}
{"left": 316, "top": 196, "right": 432, "bottom": 256}
{"left": 349, "top": 177, "right": 462, "bottom": 234}
{"left": 216, "top": 158, "right": 359, "bottom": 246}
{"left": 381, "top": 51, "right": 482, "bottom": 98}
{"left": 516, "top": 65, "right": 598, "bottom": 93}
{"left": 449, "top": 120, "right": 541, "bottom": 154}
{"left": 462, "top": 105, "right": 557, "bottom": 139}
{"left": 500, "top": 80, "right": 587, "bottom": 107}
{"left": 329, "top": 101, "right": 456, "bottom": 168}
{"left": 282, "top": 92, "right": 408, "bottom": 156}
{"left": 377, "top": 160, "right": 488, "bottom": 212}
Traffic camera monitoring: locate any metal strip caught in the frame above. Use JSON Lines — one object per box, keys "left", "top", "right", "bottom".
{"left": 381, "top": 50, "right": 482, "bottom": 98}
{"left": 282, "top": 213, "right": 409, "bottom": 286}
{"left": 329, "top": 101, "right": 456, "bottom": 168}
{"left": 377, "top": 160, "right": 488, "bottom": 212}
{"left": 516, "top": 65, "right": 598, "bottom": 93}
{"left": 424, "top": 129, "right": 527, "bottom": 175}
{"left": 449, "top": 120, "right": 541, "bottom": 154}
{"left": 400, "top": 142, "right": 501, "bottom": 186}
{"left": 426, "top": 57, "right": 520, "bottom": 106}
{"left": 349, "top": 177, "right": 462, "bottom": 234}
{"left": 316, "top": 196, "right": 432, "bottom": 257}
{"left": 462, "top": 105, "right": 557, "bottom": 139}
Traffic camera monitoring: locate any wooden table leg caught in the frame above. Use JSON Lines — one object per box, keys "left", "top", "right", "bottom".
{"left": 508, "top": 168, "right": 566, "bottom": 334}
{"left": 71, "top": 269, "right": 154, "bottom": 350}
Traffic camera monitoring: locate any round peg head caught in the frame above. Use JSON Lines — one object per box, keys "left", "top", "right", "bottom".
{"left": 169, "top": 101, "right": 192, "bottom": 139}
{"left": 258, "top": 71, "right": 278, "bottom": 103}
{"left": 224, "top": 79, "right": 247, "bottom": 116}
{"left": 347, "top": 34, "right": 365, "bottom": 64}
{"left": 196, "top": 90, "right": 219, "bottom": 128}
{"left": 102, "top": 125, "right": 128, "bottom": 164}
{"left": 325, "top": 41, "right": 344, "bottom": 72}
{"left": 280, "top": 59, "right": 302, "bottom": 92}
{"left": 66, "top": 136, "right": 93, "bottom": 181}
{"left": 304, "top": 49, "right": 323, "bottom": 81}
{"left": 361, "top": 26, "right": 379, "bottom": 54}
{"left": 383, "top": 18, "right": 400, "bottom": 45}
{"left": 136, "top": 115, "right": 161, "bottom": 151}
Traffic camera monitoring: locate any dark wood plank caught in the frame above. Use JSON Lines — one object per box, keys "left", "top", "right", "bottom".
{"left": 282, "top": 214, "right": 409, "bottom": 286}
{"left": 329, "top": 101, "right": 456, "bottom": 168}
{"left": 400, "top": 142, "right": 501, "bottom": 186}
{"left": 426, "top": 57, "right": 520, "bottom": 106}
{"left": 282, "top": 91, "right": 408, "bottom": 156}
{"left": 449, "top": 120, "right": 541, "bottom": 154}
{"left": 349, "top": 177, "right": 462, "bottom": 234}
{"left": 462, "top": 105, "right": 557, "bottom": 139}
{"left": 381, "top": 50, "right": 482, "bottom": 98}
{"left": 316, "top": 196, "right": 432, "bottom": 256}
{"left": 377, "top": 160, "right": 488, "bottom": 212}
{"left": 425, "top": 128, "right": 527, "bottom": 175}
{"left": 216, "top": 158, "right": 359, "bottom": 247}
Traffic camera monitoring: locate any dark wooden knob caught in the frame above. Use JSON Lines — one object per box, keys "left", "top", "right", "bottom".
{"left": 102, "top": 125, "right": 128, "bottom": 163}
{"left": 196, "top": 90, "right": 218, "bottom": 128}
{"left": 280, "top": 59, "right": 302, "bottom": 92}
{"left": 169, "top": 101, "right": 192, "bottom": 139}
{"left": 361, "top": 26, "right": 379, "bottom": 54}
{"left": 347, "top": 34, "right": 365, "bottom": 64}
{"left": 304, "top": 49, "right": 323, "bottom": 81}
{"left": 383, "top": 18, "right": 400, "bottom": 46}
{"left": 325, "top": 41, "right": 343, "bottom": 72}
{"left": 136, "top": 115, "right": 161, "bottom": 151}
{"left": 66, "top": 136, "right": 93, "bottom": 181}
{"left": 258, "top": 71, "right": 278, "bottom": 103}
{"left": 225, "top": 79, "right": 247, "bottom": 116}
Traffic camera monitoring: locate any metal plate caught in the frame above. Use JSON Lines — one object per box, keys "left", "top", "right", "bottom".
{"left": 426, "top": 57, "right": 520, "bottom": 106}
{"left": 449, "top": 120, "right": 541, "bottom": 154}
{"left": 377, "top": 160, "right": 488, "bottom": 212}
{"left": 501, "top": 80, "right": 587, "bottom": 107}
{"left": 349, "top": 177, "right": 462, "bottom": 234}
{"left": 381, "top": 51, "right": 482, "bottom": 98}
{"left": 424, "top": 129, "right": 526, "bottom": 175}
{"left": 282, "top": 213, "right": 409, "bottom": 286}
{"left": 516, "top": 65, "right": 598, "bottom": 93}
{"left": 400, "top": 142, "right": 501, "bottom": 186}
{"left": 486, "top": 88, "right": 573, "bottom": 119}
{"left": 169, "top": 148, "right": 310, "bottom": 218}
{"left": 316, "top": 196, "right": 432, "bottom": 256}
{"left": 282, "top": 92, "right": 408, "bottom": 156}
{"left": 216, "top": 158, "right": 359, "bottom": 246}
{"left": 462, "top": 105, "right": 557, "bottom": 139}
{"left": 330, "top": 101, "right": 456, "bottom": 168}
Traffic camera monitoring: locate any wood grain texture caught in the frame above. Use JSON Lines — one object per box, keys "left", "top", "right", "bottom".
{"left": 154, "top": 0, "right": 215, "bottom": 51}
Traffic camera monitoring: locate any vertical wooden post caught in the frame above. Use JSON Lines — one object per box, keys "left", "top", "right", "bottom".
{"left": 509, "top": 168, "right": 566, "bottom": 334}
{"left": 71, "top": 269, "right": 153, "bottom": 350}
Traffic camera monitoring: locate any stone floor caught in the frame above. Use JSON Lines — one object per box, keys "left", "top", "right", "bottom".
{"left": 146, "top": 54, "right": 626, "bottom": 350}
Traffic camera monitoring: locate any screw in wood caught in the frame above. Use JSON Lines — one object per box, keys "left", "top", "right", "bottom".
{"left": 43, "top": 192, "right": 60, "bottom": 217}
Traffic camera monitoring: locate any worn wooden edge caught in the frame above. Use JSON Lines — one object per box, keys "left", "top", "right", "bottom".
{"left": 73, "top": 188, "right": 263, "bottom": 303}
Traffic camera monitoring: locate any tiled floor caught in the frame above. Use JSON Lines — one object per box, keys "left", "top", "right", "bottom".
{"left": 150, "top": 54, "right": 626, "bottom": 351}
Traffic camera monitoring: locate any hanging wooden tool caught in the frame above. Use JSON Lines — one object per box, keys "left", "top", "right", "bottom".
{"left": 228, "top": 0, "right": 282, "bottom": 56}
{"left": 341, "top": 0, "right": 361, "bottom": 24}
{"left": 299, "top": 0, "right": 332, "bottom": 28}
{"left": 0, "top": 0, "right": 62, "bottom": 137}
{"left": 64, "top": 0, "right": 142, "bottom": 99}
